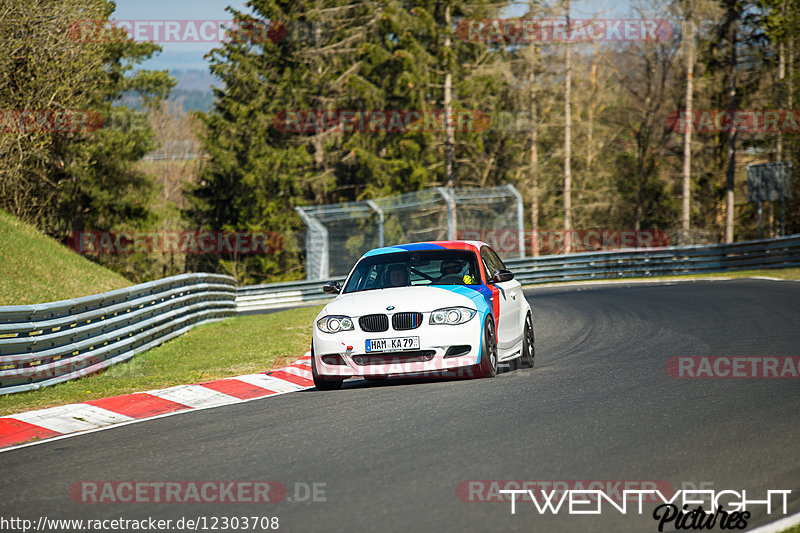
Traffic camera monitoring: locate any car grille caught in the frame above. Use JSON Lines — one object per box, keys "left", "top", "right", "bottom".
{"left": 392, "top": 312, "right": 423, "bottom": 330}
{"left": 352, "top": 351, "right": 436, "bottom": 366}
{"left": 359, "top": 314, "right": 389, "bottom": 332}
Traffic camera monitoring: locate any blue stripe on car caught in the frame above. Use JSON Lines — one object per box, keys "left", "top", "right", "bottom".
{"left": 430, "top": 285, "right": 494, "bottom": 364}
{"left": 363, "top": 243, "right": 447, "bottom": 257}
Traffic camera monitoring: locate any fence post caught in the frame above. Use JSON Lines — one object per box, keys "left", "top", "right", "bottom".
{"left": 366, "top": 200, "right": 384, "bottom": 248}
{"left": 506, "top": 184, "right": 526, "bottom": 259}
{"left": 295, "top": 207, "right": 329, "bottom": 280}
{"left": 436, "top": 187, "right": 456, "bottom": 240}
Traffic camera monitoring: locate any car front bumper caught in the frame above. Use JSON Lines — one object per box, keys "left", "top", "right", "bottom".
{"left": 312, "top": 319, "right": 484, "bottom": 379}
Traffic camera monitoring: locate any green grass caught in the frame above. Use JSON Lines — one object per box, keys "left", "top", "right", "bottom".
{"left": 779, "top": 525, "right": 800, "bottom": 533}
{"left": 0, "top": 305, "right": 323, "bottom": 417}
{"left": 0, "top": 209, "right": 131, "bottom": 305}
{"left": 524, "top": 267, "right": 800, "bottom": 288}
{"left": 699, "top": 267, "right": 800, "bottom": 280}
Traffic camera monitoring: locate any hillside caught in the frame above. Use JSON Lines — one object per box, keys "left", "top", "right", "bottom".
{"left": 0, "top": 210, "right": 131, "bottom": 305}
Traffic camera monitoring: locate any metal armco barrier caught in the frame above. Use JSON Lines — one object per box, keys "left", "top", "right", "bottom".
{"left": 236, "top": 279, "right": 345, "bottom": 312}
{"left": 504, "top": 234, "right": 800, "bottom": 284}
{"left": 0, "top": 274, "right": 236, "bottom": 395}
{"left": 234, "top": 234, "right": 800, "bottom": 311}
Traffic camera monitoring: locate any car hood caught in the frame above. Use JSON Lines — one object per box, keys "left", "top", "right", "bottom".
{"left": 322, "top": 285, "right": 482, "bottom": 318}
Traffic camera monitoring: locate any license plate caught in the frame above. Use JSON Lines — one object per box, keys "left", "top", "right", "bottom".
{"left": 365, "top": 336, "right": 420, "bottom": 352}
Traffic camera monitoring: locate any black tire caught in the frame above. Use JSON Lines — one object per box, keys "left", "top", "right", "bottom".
{"left": 311, "top": 344, "right": 343, "bottom": 390}
{"left": 520, "top": 312, "right": 535, "bottom": 368}
{"left": 476, "top": 316, "right": 498, "bottom": 378}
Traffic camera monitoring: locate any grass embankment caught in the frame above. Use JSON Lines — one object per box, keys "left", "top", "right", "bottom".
{"left": 0, "top": 305, "right": 324, "bottom": 417}
{"left": 0, "top": 209, "right": 131, "bottom": 305}
{"left": 0, "top": 209, "right": 321, "bottom": 417}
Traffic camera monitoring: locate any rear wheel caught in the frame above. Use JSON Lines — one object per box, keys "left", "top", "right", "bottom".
{"left": 520, "top": 312, "right": 535, "bottom": 368}
{"left": 475, "top": 316, "right": 498, "bottom": 378}
{"left": 311, "top": 345, "right": 343, "bottom": 390}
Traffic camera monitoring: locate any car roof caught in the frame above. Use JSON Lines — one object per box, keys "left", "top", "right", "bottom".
{"left": 361, "top": 241, "right": 487, "bottom": 258}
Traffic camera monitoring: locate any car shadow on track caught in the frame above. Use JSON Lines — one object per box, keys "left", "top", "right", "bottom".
{"left": 306, "top": 361, "right": 526, "bottom": 391}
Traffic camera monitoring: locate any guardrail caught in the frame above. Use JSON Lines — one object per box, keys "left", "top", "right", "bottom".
{"left": 234, "top": 234, "right": 800, "bottom": 311}
{"left": 505, "top": 234, "right": 800, "bottom": 284}
{"left": 0, "top": 273, "right": 236, "bottom": 395}
{"left": 236, "top": 279, "right": 345, "bottom": 312}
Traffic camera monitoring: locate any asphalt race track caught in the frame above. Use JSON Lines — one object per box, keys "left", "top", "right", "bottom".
{"left": 1, "top": 279, "right": 799, "bottom": 532}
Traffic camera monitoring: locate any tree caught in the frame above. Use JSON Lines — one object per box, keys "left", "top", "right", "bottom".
{"left": 760, "top": 0, "right": 800, "bottom": 235}
{"left": 723, "top": 0, "right": 739, "bottom": 243}
{"left": 190, "top": 0, "right": 508, "bottom": 281}
{"left": 607, "top": 1, "right": 680, "bottom": 231}
{"left": 681, "top": 0, "right": 696, "bottom": 242}
{"left": 563, "top": 0, "right": 573, "bottom": 249}
{"left": 0, "top": 0, "right": 174, "bottom": 259}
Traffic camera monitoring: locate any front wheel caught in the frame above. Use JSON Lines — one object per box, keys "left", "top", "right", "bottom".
{"left": 520, "top": 312, "right": 535, "bottom": 368}
{"left": 311, "top": 345, "right": 343, "bottom": 390}
{"left": 475, "top": 316, "right": 498, "bottom": 378}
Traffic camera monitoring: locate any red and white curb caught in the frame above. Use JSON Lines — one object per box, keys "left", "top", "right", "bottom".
{"left": 0, "top": 353, "right": 313, "bottom": 451}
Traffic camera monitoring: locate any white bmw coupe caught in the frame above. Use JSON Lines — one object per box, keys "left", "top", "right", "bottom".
{"left": 310, "top": 241, "right": 535, "bottom": 390}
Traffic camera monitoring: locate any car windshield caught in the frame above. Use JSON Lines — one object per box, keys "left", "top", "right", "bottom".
{"left": 342, "top": 250, "right": 481, "bottom": 293}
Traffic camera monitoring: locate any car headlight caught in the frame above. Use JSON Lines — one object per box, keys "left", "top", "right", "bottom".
{"left": 316, "top": 315, "right": 354, "bottom": 333}
{"left": 429, "top": 306, "right": 477, "bottom": 325}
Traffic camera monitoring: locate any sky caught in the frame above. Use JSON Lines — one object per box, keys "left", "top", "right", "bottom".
{"left": 113, "top": 0, "right": 638, "bottom": 73}
{"left": 113, "top": 0, "right": 248, "bottom": 71}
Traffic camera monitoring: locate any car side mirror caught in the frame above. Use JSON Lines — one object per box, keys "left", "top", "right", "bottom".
{"left": 322, "top": 281, "right": 342, "bottom": 295}
{"left": 491, "top": 269, "right": 514, "bottom": 283}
